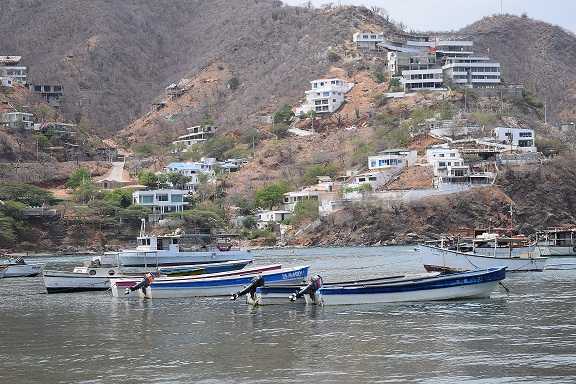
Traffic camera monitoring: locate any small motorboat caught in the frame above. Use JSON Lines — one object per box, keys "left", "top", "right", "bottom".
{"left": 111, "top": 264, "right": 308, "bottom": 299}
{"left": 245, "top": 267, "right": 507, "bottom": 306}
{"left": 1, "top": 257, "right": 46, "bottom": 278}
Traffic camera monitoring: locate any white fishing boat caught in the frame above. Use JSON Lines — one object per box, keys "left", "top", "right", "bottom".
{"left": 93, "top": 220, "right": 252, "bottom": 268}
{"left": 0, "top": 265, "right": 7, "bottom": 278}
{"left": 536, "top": 226, "right": 576, "bottom": 256}
{"left": 1, "top": 257, "right": 46, "bottom": 278}
{"left": 246, "top": 267, "right": 507, "bottom": 306}
{"left": 43, "top": 259, "right": 252, "bottom": 293}
{"left": 419, "top": 242, "right": 547, "bottom": 272}
{"left": 112, "top": 264, "right": 308, "bottom": 299}
{"left": 43, "top": 261, "right": 126, "bottom": 293}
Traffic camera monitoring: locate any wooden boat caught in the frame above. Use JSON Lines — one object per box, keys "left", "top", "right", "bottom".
{"left": 536, "top": 226, "right": 576, "bottom": 256}
{"left": 110, "top": 263, "right": 304, "bottom": 298}
{"left": 1, "top": 257, "right": 46, "bottom": 278}
{"left": 419, "top": 242, "right": 547, "bottom": 272}
{"left": 158, "top": 259, "right": 252, "bottom": 276}
{"left": 246, "top": 267, "right": 507, "bottom": 306}
{"left": 92, "top": 220, "right": 252, "bottom": 268}
{"left": 44, "top": 259, "right": 254, "bottom": 293}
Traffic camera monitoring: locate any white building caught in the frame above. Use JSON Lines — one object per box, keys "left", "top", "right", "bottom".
{"left": 1, "top": 111, "right": 34, "bottom": 129}
{"left": 172, "top": 125, "right": 215, "bottom": 149}
{"left": 493, "top": 127, "right": 536, "bottom": 152}
{"left": 425, "top": 147, "right": 466, "bottom": 178}
{"left": 255, "top": 210, "right": 293, "bottom": 229}
{"left": 442, "top": 56, "right": 501, "bottom": 88}
{"left": 351, "top": 149, "right": 417, "bottom": 189}
{"left": 353, "top": 32, "right": 384, "bottom": 51}
{"left": 0, "top": 56, "right": 27, "bottom": 85}
{"left": 295, "top": 78, "right": 354, "bottom": 116}
{"left": 132, "top": 189, "right": 190, "bottom": 223}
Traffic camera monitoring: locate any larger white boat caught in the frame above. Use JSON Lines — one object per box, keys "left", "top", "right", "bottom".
{"left": 536, "top": 226, "right": 576, "bottom": 256}
{"left": 419, "top": 242, "right": 547, "bottom": 272}
{"left": 93, "top": 220, "right": 252, "bottom": 268}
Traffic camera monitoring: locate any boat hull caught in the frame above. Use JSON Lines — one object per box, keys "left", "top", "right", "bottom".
{"left": 113, "top": 265, "right": 309, "bottom": 299}
{"left": 111, "top": 264, "right": 285, "bottom": 298}
{"left": 97, "top": 249, "right": 252, "bottom": 268}
{"left": 252, "top": 267, "right": 506, "bottom": 306}
{"left": 420, "top": 244, "right": 547, "bottom": 272}
{"left": 158, "top": 259, "right": 252, "bottom": 276}
{"left": 43, "top": 267, "right": 126, "bottom": 293}
{"left": 3, "top": 263, "right": 46, "bottom": 278}
{"left": 537, "top": 245, "right": 576, "bottom": 257}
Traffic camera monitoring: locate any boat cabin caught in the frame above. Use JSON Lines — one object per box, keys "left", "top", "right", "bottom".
{"left": 136, "top": 235, "right": 180, "bottom": 253}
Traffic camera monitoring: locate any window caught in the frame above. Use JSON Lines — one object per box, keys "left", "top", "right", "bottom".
{"left": 358, "top": 178, "right": 366, "bottom": 182}
{"left": 368, "top": 177, "right": 377, "bottom": 181}
{"left": 140, "top": 195, "right": 153, "bottom": 204}
{"left": 323, "top": 92, "right": 330, "bottom": 97}
{"left": 370, "top": 161, "right": 376, "bottom": 167}
{"left": 172, "top": 195, "right": 183, "bottom": 203}
{"left": 450, "top": 153, "right": 456, "bottom": 157}
{"left": 157, "top": 195, "right": 168, "bottom": 202}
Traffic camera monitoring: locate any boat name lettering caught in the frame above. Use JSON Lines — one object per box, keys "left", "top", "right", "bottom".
{"left": 282, "top": 270, "right": 304, "bottom": 279}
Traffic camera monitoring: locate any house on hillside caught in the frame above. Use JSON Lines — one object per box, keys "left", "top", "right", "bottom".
{"left": 295, "top": 78, "right": 354, "bottom": 116}
{"left": 351, "top": 149, "right": 417, "bottom": 189}
{"left": 172, "top": 125, "right": 215, "bottom": 149}
{"left": 374, "top": 33, "right": 501, "bottom": 92}
{"left": 0, "top": 56, "right": 27, "bottom": 85}
{"left": 493, "top": 127, "right": 536, "bottom": 152}
{"left": 132, "top": 189, "right": 190, "bottom": 223}
{"left": 255, "top": 210, "right": 293, "bottom": 229}
{"left": 353, "top": 32, "right": 384, "bottom": 51}
{"left": 1, "top": 111, "right": 34, "bottom": 129}
{"left": 28, "top": 84, "right": 64, "bottom": 109}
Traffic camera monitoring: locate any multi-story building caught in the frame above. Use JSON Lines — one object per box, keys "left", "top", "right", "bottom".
{"left": 295, "top": 78, "right": 354, "bottom": 116}
{"left": 0, "top": 56, "right": 27, "bottom": 85}
{"left": 493, "top": 127, "right": 536, "bottom": 152}
{"left": 377, "top": 34, "right": 500, "bottom": 91}
{"left": 352, "top": 32, "right": 384, "bottom": 51}
{"left": 1, "top": 111, "right": 34, "bottom": 129}
{"left": 132, "top": 189, "right": 190, "bottom": 223}
{"left": 352, "top": 149, "right": 418, "bottom": 189}
{"left": 28, "top": 84, "right": 64, "bottom": 109}
{"left": 172, "top": 125, "right": 215, "bottom": 149}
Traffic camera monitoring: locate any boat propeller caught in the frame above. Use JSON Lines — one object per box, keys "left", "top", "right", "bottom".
{"left": 231, "top": 275, "right": 264, "bottom": 300}
{"left": 289, "top": 275, "right": 322, "bottom": 302}
{"left": 125, "top": 273, "right": 155, "bottom": 295}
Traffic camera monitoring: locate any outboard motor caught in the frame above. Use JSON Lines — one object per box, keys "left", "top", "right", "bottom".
{"left": 290, "top": 275, "right": 322, "bottom": 302}
{"left": 125, "top": 272, "right": 154, "bottom": 295}
{"left": 231, "top": 275, "right": 264, "bottom": 300}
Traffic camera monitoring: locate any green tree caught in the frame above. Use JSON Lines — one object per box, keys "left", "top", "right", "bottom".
{"left": 254, "top": 180, "right": 291, "bottom": 210}
{"left": 65, "top": 168, "right": 91, "bottom": 189}
{"left": 0, "top": 183, "right": 54, "bottom": 206}
{"left": 291, "top": 198, "right": 320, "bottom": 226}
{"left": 273, "top": 105, "right": 294, "bottom": 125}
{"left": 167, "top": 172, "right": 192, "bottom": 189}
{"left": 301, "top": 163, "right": 341, "bottom": 186}
{"left": 203, "top": 136, "right": 236, "bottom": 160}
{"left": 240, "top": 129, "right": 266, "bottom": 146}
{"left": 535, "top": 139, "right": 569, "bottom": 157}
{"left": 269, "top": 124, "right": 289, "bottom": 139}
{"left": 118, "top": 205, "right": 152, "bottom": 226}
{"left": 242, "top": 215, "right": 256, "bottom": 229}
{"left": 0, "top": 214, "right": 17, "bottom": 248}
{"left": 138, "top": 171, "right": 159, "bottom": 189}
{"left": 104, "top": 188, "right": 133, "bottom": 209}
{"left": 234, "top": 195, "right": 255, "bottom": 216}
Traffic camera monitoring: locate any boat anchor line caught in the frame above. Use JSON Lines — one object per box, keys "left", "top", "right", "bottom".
{"left": 499, "top": 281, "right": 510, "bottom": 295}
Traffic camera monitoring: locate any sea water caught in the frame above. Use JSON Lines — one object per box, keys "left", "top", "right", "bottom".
{"left": 0, "top": 247, "right": 575, "bottom": 383}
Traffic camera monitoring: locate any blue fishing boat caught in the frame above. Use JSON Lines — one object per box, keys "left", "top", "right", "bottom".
{"left": 246, "top": 267, "right": 507, "bottom": 305}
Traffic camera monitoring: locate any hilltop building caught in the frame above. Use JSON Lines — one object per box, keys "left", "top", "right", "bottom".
{"left": 0, "top": 56, "right": 27, "bottom": 85}
{"left": 295, "top": 78, "right": 355, "bottom": 116}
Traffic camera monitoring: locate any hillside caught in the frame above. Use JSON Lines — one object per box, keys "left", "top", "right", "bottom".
{"left": 1, "top": 2, "right": 575, "bottom": 143}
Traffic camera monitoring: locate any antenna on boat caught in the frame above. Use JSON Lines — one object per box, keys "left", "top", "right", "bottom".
{"left": 508, "top": 203, "right": 514, "bottom": 237}
{"left": 140, "top": 218, "right": 147, "bottom": 237}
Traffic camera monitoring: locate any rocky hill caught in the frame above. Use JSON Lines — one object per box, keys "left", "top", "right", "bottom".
{"left": 1, "top": 2, "right": 575, "bottom": 142}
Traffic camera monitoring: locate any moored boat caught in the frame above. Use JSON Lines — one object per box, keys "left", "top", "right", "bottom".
{"left": 1, "top": 257, "right": 46, "bottom": 278}
{"left": 113, "top": 264, "right": 309, "bottom": 299}
{"left": 536, "top": 226, "right": 576, "bottom": 256}
{"left": 248, "top": 267, "right": 507, "bottom": 306}
{"left": 419, "top": 242, "right": 546, "bottom": 272}
{"left": 158, "top": 259, "right": 252, "bottom": 276}
{"left": 0, "top": 265, "right": 7, "bottom": 278}
{"left": 92, "top": 220, "right": 252, "bottom": 268}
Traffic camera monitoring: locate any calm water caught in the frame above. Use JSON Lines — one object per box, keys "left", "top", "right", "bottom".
{"left": 1, "top": 247, "right": 575, "bottom": 384}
